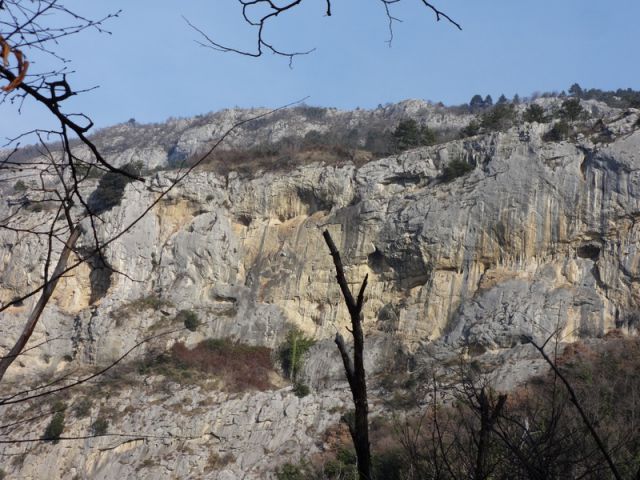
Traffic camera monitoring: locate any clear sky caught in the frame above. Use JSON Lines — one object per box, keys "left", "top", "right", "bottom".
{"left": 2, "top": 0, "right": 639, "bottom": 140}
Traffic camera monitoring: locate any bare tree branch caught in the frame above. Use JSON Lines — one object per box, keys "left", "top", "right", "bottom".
{"left": 0, "top": 431, "right": 209, "bottom": 444}
{"left": 0, "top": 328, "right": 184, "bottom": 406}
{"left": 0, "top": 98, "right": 307, "bottom": 315}
{"left": 186, "top": 0, "right": 460, "bottom": 65}
{"left": 0, "top": 226, "right": 80, "bottom": 382}
{"left": 523, "top": 335, "right": 623, "bottom": 480}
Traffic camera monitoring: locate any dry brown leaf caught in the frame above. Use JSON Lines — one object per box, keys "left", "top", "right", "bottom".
{"left": 1, "top": 46, "right": 29, "bottom": 92}
{"left": 0, "top": 35, "right": 10, "bottom": 66}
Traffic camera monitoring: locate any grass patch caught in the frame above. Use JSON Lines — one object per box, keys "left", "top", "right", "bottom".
{"left": 111, "top": 294, "right": 173, "bottom": 326}
{"left": 207, "top": 452, "right": 235, "bottom": 470}
{"left": 125, "top": 295, "right": 172, "bottom": 312}
{"left": 72, "top": 397, "right": 93, "bottom": 418}
{"left": 136, "top": 459, "right": 156, "bottom": 471}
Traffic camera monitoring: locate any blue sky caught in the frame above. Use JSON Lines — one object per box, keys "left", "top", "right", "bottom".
{"left": 2, "top": 0, "right": 639, "bottom": 140}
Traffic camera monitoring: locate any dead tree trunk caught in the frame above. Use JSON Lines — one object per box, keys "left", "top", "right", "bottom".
{"left": 474, "top": 387, "right": 507, "bottom": 480}
{"left": 322, "top": 230, "right": 372, "bottom": 480}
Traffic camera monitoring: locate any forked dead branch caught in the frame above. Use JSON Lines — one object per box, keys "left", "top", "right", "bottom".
{"left": 186, "top": 0, "right": 461, "bottom": 66}
{"left": 323, "top": 229, "right": 372, "bottom": 480}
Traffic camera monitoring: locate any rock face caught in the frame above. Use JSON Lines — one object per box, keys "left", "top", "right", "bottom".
{"left": 1, "top": 383, "right": 348, "bottom": 480}
{"left": 1, "top": 101, "right": 640, "bottom": 478}
{"left": 43, "top": 99, "right": 475, "bottom": 170}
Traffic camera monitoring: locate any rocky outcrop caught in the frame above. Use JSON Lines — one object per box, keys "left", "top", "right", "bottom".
{"left": 1, "top": 382, "right": 349, "bottom": 480}
{"left": 1, "top": 102, "right": 640, "bottom": 478}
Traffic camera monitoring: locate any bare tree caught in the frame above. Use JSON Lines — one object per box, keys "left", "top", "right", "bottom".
{"left": 467, "top": 387, "right": 507, "bottom": 480}
{"left": 0, "top": 1, "right": 289, "bottom": 386}
{"left": 388, "top": 334, "right": 640, "bottom": 480}
{"left": 0, "top": 0, "right": 139, "bottom": 382}
{"left": 523, "top": 335, "right": 623, "bottom": 480}
{"left": 323, "top": 229, "right": 372, "bottom": 480}
{"left": 1, "top": 0, "right": 462, "bottom": 385}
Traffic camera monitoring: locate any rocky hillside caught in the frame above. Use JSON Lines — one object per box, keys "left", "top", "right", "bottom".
{"left": 1, "top": 98, "right": 639, "bottom": 479}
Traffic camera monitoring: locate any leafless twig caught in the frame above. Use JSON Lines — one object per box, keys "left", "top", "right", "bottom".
{"left": 186, "top": 0, "right": 461, "bottom": 65}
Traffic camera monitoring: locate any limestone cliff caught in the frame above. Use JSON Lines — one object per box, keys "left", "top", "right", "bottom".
{"left": 1, "top": 100, "right": 639, "bottom": 479}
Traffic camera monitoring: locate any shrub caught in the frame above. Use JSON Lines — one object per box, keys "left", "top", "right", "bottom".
{"left": 13, "top": 180, "right": 27, "bottom": 192}
{"left": 91, "top": 417, "right": 109, "bottom": 436}
{"left": 115, "top": 294, "right": 172, "bottom": 316}
{"left": 460, "top": 120, "right": 481, "bottom": 137}
{"left": 176, "top": 309, "right": 199, "bottom": 332}
{"left": 441, "top": 158, "right": 473, "bottom": 182}
{"left": 73, "top": 397, "right": 93, "bottom": 418}
{"left": 616, "top": 311, "right": 640, "bottom": 330}
{"left": 325, "top": 448, "right": 358, "bottom": 479}
{"left": 523, "top": 104, "right": 547, "bottom": 123}
{"left": 279, "top": 328, "right": 316, "bottom": 382}
{"left": 137, "top": 459, "right": 156, "bottom": 471}
{"left": 373, "top": 449, "right": 406, "bottom": 480}
{"left": 543, "top": 120, "right": 570, "bottom": 142}
{"left": 295, "top": 104, "right": 327, "bottom": 120}
{"left": 74, "top": 162, "right": 104, "bottom": 179}
{"left": 139, "top": 338, "right": 276, "bottom": 392}
{"left": 26, "top": 201, "right": 43, "bottom": 212}
{"left": 50, "top": 400, "right": 67, "bottom": 413}
{"left": 275, "top": 463, "right": 308, "bottom": 480}
{"left": 43, "top": 412, "right": 65, "bottom": 443}
{"left": 293, "top": 382, "right": 310, "bottom": 398}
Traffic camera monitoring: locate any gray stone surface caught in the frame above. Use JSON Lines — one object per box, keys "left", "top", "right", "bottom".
{"left": 1, "top": 102, "right": 639, "bottom": 478}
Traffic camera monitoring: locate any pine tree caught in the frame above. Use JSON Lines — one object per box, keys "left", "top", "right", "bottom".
{"left": 392, "top": 119, "right": 436, "bottom": 152}
{"left": 523, "top": 104, "right": 546, "bottom": 123}
{"left": 561, "top": 98, "right": 584, "bottom": 122}
{"left": 470, "top": 94, "right": 484, "bottom": 112}
{"left": 569, "top": 83, "right": 584, "bottom": 98}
